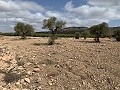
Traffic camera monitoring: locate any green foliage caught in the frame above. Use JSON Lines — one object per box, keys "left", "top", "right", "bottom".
{"left": 114, "top": 30, "right": 120, "bottom": 41}
{"left": 89, "top": 22, "right": 109, "bottom": 42}
{"left": 43, "top": 17, "right": 66, "bottom": 44}
{"left": 81, "top": 30, "right": 89, "bottom": 39}
{"left": 116, "top": 35, "right": 120, "bottom": 41}
{"left": 48, "top": 36, "right": 55, "bottom": 45}
{"left": 75, "top": 32, "right": 80, "bottom": 39}
{"left": 14, "top": 22, "right": 35, "bottom": 39}
{"left": 114, "top": 30, "right": 120, "bottom": 36}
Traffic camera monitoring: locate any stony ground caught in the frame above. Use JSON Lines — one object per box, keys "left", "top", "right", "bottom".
{"left": 0, "top": 36, "right": 120, "bottom": 90}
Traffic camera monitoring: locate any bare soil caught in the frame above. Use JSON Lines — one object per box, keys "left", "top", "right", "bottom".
{"left": 0, "top": 36, "right": 120, "bottom": 90}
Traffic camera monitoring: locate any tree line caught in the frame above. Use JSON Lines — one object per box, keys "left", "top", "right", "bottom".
{"left": 12, "top": 16, "right": 120, "bottom": 44}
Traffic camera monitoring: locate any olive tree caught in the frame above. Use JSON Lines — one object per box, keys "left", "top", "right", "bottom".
{"left": 14, "top": 22, "right": 34, "bottom": 39}
{"left": 89, "top": 22, "right": 109, "bottom": 42}
{"left": 114, "top": 30, "right": 120, "bottom": 41}
{"left": 42, "top": 17, "right": 66, "bottom": 45}
{"left": 82, "top": 30, "right": 89, "bottom": 39}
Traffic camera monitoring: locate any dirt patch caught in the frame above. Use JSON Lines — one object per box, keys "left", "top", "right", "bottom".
{"left": 0, "top": 36, "right": 120, "bottom": 90}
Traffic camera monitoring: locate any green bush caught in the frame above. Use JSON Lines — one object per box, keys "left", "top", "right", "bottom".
{"left": 116, "top": 35, "right": 120, "bottom": 41}
{"left": 48, "top": 36, "right": 55, "bottom": 45}
{"left": 75, "top": 32, "right": 80, "bottom": 39}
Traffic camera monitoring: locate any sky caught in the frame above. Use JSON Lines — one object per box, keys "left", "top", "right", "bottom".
{"left": 0, "top": 0, "right": 120, "bottom": 32}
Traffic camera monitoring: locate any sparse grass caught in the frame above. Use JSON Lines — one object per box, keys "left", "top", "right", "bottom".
{"left": 4, "top": 72, "right": 22, "bottom": 84}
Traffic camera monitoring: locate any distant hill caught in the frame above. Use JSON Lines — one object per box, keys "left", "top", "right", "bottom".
{"left": 110, "top": 26, "right": 120, "bottom": 30}
{"left": 36, "top": 26, "right": 120, "bottom": 34}
{"left": 58, "top": 27, "right": 88, "bottom": 34}
{"left": 36, "top": 27, "right": 88, "bottom": 34}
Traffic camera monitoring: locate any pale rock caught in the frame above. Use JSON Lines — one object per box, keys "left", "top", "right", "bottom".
{"left": 3, "top": 88, "right": 8, "bottom": 90}
{"left": 33, "top": 68, "right": 40, "bottom": 72}
{"left": 48, "top": 81, "right": 53, "bottom": 86}
{"left": 20, "top": 79, "right": 24, "bottom": 83}
{"left": 24, "top": 78, "right": 30, "bottom": 83}
{"left": 2, "top": 55, "right": 11, "bottom": 61}
{"left": 18, "top": 66, "right": 24, "bottom": 70}
{"left": 27, "top": 71, "right": 32, "bottom": 75}
{"left": 23, "top": 89, "right": 29, "bottom": 90}
{"left": 16, "top": 82, "right": 20, "bottom": 86}
{"left": 42, "top": 64, "right": 46, "bottom": 66}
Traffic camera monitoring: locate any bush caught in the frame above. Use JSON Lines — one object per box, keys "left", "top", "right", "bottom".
{"left": 81, "top": 30, "right": 89, "bottom": 39}
{"left": 116, "top": 35, "right": 120, "bottom": 41}
{"left": 48, "top": 36, "right": 55, "bottom": 45}
{"left": 75, "top": 32, "right": 80, "bottom": 39}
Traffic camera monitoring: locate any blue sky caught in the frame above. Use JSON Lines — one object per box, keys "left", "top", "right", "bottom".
{"left": 31, "top": 0, "right": 87, "bottom": 11}
{"left": 0, "top": 0, "right": 120, "bottom": 32}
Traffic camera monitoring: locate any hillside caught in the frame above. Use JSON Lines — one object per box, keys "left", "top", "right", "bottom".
{"left": 37, "top": 26, "right": 120, "bottom": 34}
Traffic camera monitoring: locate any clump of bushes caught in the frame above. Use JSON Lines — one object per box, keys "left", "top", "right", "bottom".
{"left": 114, "top": 30, "right": 120, "bottom": 41}
{"left": 75, "top": 32, "right": 80, "bottom": 39}
{"left": 48, "top": 36, "right": 55, "bottom": 45}
{"left": 116, "top": 35, "right": 120, "bottom": 41}
{"left": 14, "top": 22, "right": 35, "bottom": 39}
{"left": 89, "top": 22, "right": 109, "bottom": 42}
{"left": 81, "top": 30, "right": 89, "bottom": 39}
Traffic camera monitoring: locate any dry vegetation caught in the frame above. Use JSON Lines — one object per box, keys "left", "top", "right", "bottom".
{"left": 0, "top": 36, "right": 120, "bottom": 90}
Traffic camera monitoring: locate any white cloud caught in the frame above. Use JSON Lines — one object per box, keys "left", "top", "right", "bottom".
{"left": 65, "top": 0, "right": 120, "bottom": 20}
{"left": 0, "top": 0, "right": 45, "bottom": 12}
{"left": 0, "top": 0, "right": 120, "bottom": 32}
{"left": 88, "top": 0, "right": 120, "bottom": 7}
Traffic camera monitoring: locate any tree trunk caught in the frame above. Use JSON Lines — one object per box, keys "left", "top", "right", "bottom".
{"left": 21, "top": 33, "right": 26, "bottom": 39}
{"left": 95, "top": 36, "right": 100, "bottom": 42}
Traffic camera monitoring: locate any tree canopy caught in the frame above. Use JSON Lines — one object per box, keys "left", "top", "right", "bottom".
{"left": 42, "top": 17, "right": 66, "bottom": 36}
{"left": 14, "top": 22, "right": 35, "bottom": 39}
{"left": 89, "top": 22, "right": 109, "bottom": 42}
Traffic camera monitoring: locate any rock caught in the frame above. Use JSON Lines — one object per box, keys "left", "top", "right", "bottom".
{"left": 2, "top": 55, "right": 11, "bottom": 61}
{"left": 17, "top": 66, "right": 24, "bottom": 70}
{"left": 3, "top": 88, "right": 8, "bottom": 90}
{"left": 0, "top": 86, "right": 3, "bottom": 90}
{"left": 24, "top": 78, "right": 30, "bottom": 83}
{"left": 20, "top": 79, "right": 24, "bottom": 83}
{"left": 33, "top": 68, "right": 40, "bottom": 72}
{"left": 27, "top": 71, "right": 32, "bottom": 75}
{"left": 42, "top": 64, "right": 46, "bottom": 66}
{"left": 26, "top": 62, "right": 31, "bottom": 65}
{"left": 16, "top": 82, "right": 21, "bottom": 86}
{"left": 48, "top": 81, "right": 53, "bottom": 86}
{"left": 23, "top": 89, "right": 29, "bottom": 90}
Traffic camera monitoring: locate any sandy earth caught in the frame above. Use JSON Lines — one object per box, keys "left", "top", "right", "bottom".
{"left": 0, "top": 36, "right": 120, "bottom": 90}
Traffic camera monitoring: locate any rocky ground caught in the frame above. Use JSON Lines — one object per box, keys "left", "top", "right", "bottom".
{"left": 0, "top": 36, "right": 120, "bottom": 90}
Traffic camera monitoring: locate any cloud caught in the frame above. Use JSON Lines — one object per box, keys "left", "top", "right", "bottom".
{"left": 0, "top": 0, "right": 120, "bottom": 32}
{"left": 88, "top": 0, "right": 120, "bottom": 7}
{"left": 65, "top": 1, "right": 120, "bottom": 23}
{"left": 0, "top": 0, "right": 45, "bottom": 12}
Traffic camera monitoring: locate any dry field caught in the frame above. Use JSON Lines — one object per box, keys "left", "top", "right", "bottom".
{"left": 0, "top": 36, "right": 120, "bottom": 90}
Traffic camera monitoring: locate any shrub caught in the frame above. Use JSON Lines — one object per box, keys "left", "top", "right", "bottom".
{"left": 14, "top": 22, "right": 35, "bottom": 39}
{"left": 48, "top": 36, "right": 55, "bottom": 45}
{"left": 89, "top": 22, "right": 109, "bottom": 42}
{"left": 43, "top": 17, "right": 66, "bottom": 45}
{"left": 82, "top": 30, "right": 89, "bottom": 39}
{"left": 75, "top": 32, "right": 80, "bottom": 39}
{"left": 116, "top": 35, "right": 120, "bottom": 41}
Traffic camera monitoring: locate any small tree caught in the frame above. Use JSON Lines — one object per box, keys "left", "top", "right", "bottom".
{"left": 89, "top": 22, "right": 109, "bottom": 42}
{"left": 75, "top": 32, "right": 80, "bottom": 39}
{"left": 14, "top": 22, "right": 34, "bottom": 39}
{"left": 114, "top": 30, "right": 120, "bottom": 41}
{"left": 42, "top": 17, "right": 66, "bottom": 45}
{"left": 82, "top": 30, "right": 89, "bottom": 39}
{"left": 107, "top": 29, "right": 113, "bottom": 39}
